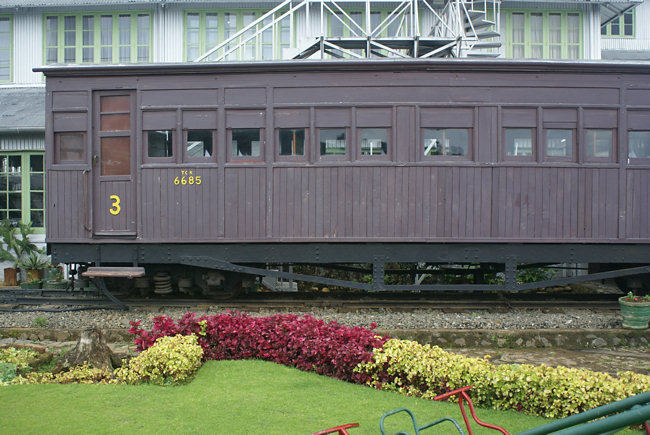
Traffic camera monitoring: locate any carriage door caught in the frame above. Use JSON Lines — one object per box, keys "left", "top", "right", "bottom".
{"left": 92, "top": 91, "right": 137, "bottom": 237}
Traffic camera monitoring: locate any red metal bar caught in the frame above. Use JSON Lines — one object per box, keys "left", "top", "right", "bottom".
{"left": 435, "top": 386, "right": 510, "bottom": 435}
{"left": 311, "top": 422, "right": 359, "bottom": 435}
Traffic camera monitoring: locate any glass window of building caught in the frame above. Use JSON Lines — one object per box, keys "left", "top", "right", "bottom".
{"left": 44, "top": 12, "right": 151, "bottom": 64}
{"left": 0, "top": 153, "right": 45, "bottom": 229}
{"left": 601, "top": 10, "right": 634, "bottom": 37}
{"left": 0, "top": 16, "right": 12, "bottom": 81}
{"left": 505, "top": 11, "right": 582, "bottom": 59}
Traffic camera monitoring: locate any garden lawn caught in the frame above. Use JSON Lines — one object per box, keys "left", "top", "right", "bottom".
{"left": 2, "top": 359, "right": 553, "bottom": 435}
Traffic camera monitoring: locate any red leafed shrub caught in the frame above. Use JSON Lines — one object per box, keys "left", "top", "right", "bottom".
{"left": 128, "top": 311, "right": 388, "bottom": 384}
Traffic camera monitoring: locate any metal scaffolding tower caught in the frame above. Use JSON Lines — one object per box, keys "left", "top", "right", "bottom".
{"left": 194, "top": 0, "right": 501, "bottom": 62}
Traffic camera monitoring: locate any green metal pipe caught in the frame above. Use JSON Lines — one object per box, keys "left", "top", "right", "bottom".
{"left": 516, "top": 391, "right": 650, "bottom": 435}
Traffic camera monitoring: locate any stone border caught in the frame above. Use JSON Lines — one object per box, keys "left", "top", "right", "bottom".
{"left": 1, "top": 327, "right": 648, "bottom": 349}
{"left": 378, "top": 329, "right": 650, "bottom": 349}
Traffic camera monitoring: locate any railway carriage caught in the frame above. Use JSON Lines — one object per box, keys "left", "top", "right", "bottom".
{"left": 36, "top": 59, "right": 650, "bottom": 293}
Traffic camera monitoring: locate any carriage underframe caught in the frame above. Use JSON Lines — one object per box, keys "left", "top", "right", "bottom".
{"left": 50, "top": 242, "right": 650, "bottom": 292}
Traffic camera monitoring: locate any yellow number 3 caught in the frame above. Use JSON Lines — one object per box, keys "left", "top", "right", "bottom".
{"left": 109, "top": 194, "right": 121, "bottom": 216}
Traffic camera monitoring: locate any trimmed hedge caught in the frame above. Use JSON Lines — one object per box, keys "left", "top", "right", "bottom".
{"left": 114, "top": 334, "right": 203, "bottom": 385}
{"left": 128, "top": 311, "right": 388, "bottom": 384}
{"left": 355, "top": 339, "right": 650, "bottom": 418}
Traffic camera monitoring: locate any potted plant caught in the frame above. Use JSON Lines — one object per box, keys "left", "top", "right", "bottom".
{"left": 44, "top": 265, "right": 68, "bottom": 290}
{"left": 20, "top": 278, "right": 42, "bottom": 289}
{"left": 618, "top": 291, "right": 650, "bottom": 329}
{"left": 0, "top": 220, "right": 43, "bottom": 285}
{"left": 17, "top": 252, "right": 49, "bottom": 283}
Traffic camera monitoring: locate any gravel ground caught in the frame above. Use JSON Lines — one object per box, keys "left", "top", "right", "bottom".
{"left": 0, "top": 306, "right": 622, "bottom": 330}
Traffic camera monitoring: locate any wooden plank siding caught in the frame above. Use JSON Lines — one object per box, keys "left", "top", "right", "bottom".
{"left": 626, "top": 169, "right": 650, "bottom": 240}
{"left": 140, "top": 167, "right": 220, "bottom": 240}
{"left": 47, "top": 170, "right": 87, "bottom": 241}
{"left": 40, "top": 60, "right": 650, "bottom": 244}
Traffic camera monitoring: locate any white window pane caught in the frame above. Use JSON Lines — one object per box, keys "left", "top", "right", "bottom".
{"left": 629, "top": 131, "right": 650, "bottom": 158}
{"left": 506, "top": 129, "right": 533, "bottom": 156}
{"left": 585, "top": 130, "right": 613, "bottom": 158}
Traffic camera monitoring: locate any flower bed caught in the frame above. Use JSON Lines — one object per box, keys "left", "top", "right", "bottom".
{"left": 128, "top": 311, "right": 388, "bottom": 384}
{"left": 354, "top": 338, "right": 650, "bottom": 419}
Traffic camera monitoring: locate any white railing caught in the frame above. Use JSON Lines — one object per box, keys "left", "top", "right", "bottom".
{"left": 193, "top": 0, "right": 501, "bottom": 61}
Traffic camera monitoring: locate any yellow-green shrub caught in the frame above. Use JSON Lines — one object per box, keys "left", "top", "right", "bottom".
{"left": 114, "top": 334, "right": 203, "bottom": 385}
{"left": 0, "top": 347, "right": 39, "bottom": 373}
{"left": 355, "top": 339, "right": 650, "bottom": 418}
{"left": 10, "top": 363, "right": 112, "bottom": 385}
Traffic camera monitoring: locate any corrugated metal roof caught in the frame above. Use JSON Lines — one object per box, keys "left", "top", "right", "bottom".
{"left": 0, "top": 86, "right": 45, "bottom": 132}
{"left": 0, "top": 0, "right": 281, "bottom": 7}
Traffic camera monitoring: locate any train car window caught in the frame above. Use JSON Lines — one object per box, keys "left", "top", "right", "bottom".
{"left": 628, "top": 131, "right": 650, "bottom": 160}
{"left": 185, "top": 130, "right": 213, "bottom": 158}
{"left": 275, "top": 108, "right": 309, "bottom": 162}
{"left": 182, "top": 110, "right": 216, "bottom": 163}
{"left": 545, "top": 129, "right": 574, "bottom": 159}
{"left": 279, "top": 129, "right": 305, "bottom": 156}
{"left": 101, "top": 136, "right": 131, "bottom": 176}
{"left": 231, "top": 128, "right": 262, "bottom": 159}
{"left": 100, "top": 96, "right": 130, "bottom": 131}
{"left": 504, "top": 128, "right": 535, "bottom": 160}
{"left": 55, "top": 132, "right": 85, "bottom": 163}
{"left": 585, "top": 129, "right": 614, "bottom": 161}
{"left": 319, "top": 129, "right": 347, "bottom": 157}
{"left": 422, "top": 128, "right": 469, "bottom": 159}
{"left": 360, "top": 128, "right": 388, "bottom": 156}
{"left": 356, "top": 108, "right": 391, "bottom": 160}
{"left": 543, "top": 108, "right": 576, "bottom": 162}
{"left": 147, "top": 130, "right": 174, "bottom": 158}
{"left": 315, "top": 108, "right": 350, "bottom": 160}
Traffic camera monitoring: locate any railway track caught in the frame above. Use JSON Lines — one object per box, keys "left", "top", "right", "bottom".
{"left": 0, "top": 287, "right": 621, "bottom": 312}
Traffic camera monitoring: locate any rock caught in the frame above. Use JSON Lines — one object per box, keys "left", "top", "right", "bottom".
{"left": 591, "top": 338, "right": 608, "bottom": 348}
{"left": 52, "top": 328, "right": 118, "bottom": 373}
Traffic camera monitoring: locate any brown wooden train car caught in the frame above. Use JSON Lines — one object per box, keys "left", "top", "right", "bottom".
{"left": 36, "top": 59, "right": 650, "bottom": 292}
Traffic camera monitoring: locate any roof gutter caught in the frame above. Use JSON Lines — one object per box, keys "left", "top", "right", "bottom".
{"left": 0, "top": 127, "right": 44, "bottom": 134}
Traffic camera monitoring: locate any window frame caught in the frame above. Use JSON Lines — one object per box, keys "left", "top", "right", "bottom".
{"left": 543, "top": 127, "right": 576, "bottom": 162}
{"left": 317, "top": 127, "right": 349, "bottom": 160}
{"left": 276, "top": 128, "right": 309, "bottom": 161}
{"left": 275, "top": 108, "right": 309, "bottom": 162}
{"left": 144, "top": 129, "right": 176, "bottom": 163}
{"left": 184, "top": 9, "right": 293, "bottom": 61}
{"left": 0, "top": 152, "right": 46, "bottom": 231}
{"left": 583, "top": 129, "right": 617, "bottom": 163}
{"left": 419, "top": 107, "right": 474, "bottom": 162}
{"left": 357, "top": 127, "right": 391, "bottom": 160}
{"left": 54, "top": 131, "right": 86, "bottom": 164}
{"left": 228, "top": 127, "right": 265, "bottom": 162}
{"left": 183, "top": 129, "right": 216, "bottom": 163}
{"left": 503, "top": 128, "right": 536, "bottom": 162}
{"left": 504, "top": 9, "right": 582, "bottom": 59}
{"left": 43, "top": 12, "right": 152, "bottom": 65}
{"left": 628, "top": 130, "right": 650, "bottom": 163}
{"left": 421, "top": 127, "right": 472, "bottom": 161}
{"left": 0, "top": 15, "right": 12, "bottom": 82}
{"left": 601, "top": 10, "right": 634, "bottom": 38}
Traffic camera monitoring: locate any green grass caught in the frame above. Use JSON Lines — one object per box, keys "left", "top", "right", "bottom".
{"left": 1, "top": 359, "right": 553, "bottom": 434}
